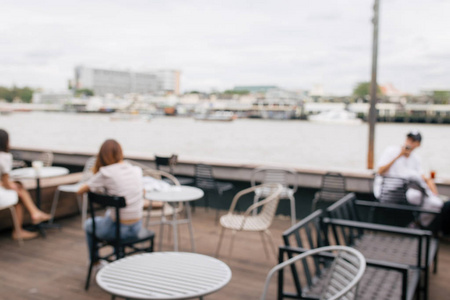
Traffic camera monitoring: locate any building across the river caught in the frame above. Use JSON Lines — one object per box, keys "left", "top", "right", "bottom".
{"left": 74, "top": 66, "right": 181, "bottom": 96}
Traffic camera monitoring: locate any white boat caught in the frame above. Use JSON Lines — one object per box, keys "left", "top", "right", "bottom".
{"left": 308, "top": 110, "right": 362, "bottom": 124}
{"left": 110, "top": 113, "right": 152, "bottom": 122}
{"left": 194, "top": 111, "right": 236, "bottom": 122}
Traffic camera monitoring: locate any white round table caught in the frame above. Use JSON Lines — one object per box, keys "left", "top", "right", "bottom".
{"left": 145, "top": 186, "right": 204, "bottom": 252}
{"left": 10, "top": 167, "right": 69, "bottom": 235}
{"left": 96, "top": 252, "right": 232, "bottom": 300}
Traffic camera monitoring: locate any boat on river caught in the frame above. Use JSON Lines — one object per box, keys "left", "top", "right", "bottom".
{"left": 308, "top": 109, "right": 362, "bottom": 124}
{"left": 110, "top": 112, "right": 152, "bottom": 122}
{"left": 194, "top": 111, "right": 236, "bottom": 122}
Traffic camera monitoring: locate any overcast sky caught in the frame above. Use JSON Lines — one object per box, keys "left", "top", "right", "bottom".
{"left": 1, "top": 0, "right": 449, "bottom": 95}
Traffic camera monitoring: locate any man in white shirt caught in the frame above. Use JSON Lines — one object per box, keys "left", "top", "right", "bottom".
{"left": 373, "top": 131, "right": 442, "bottom": 226}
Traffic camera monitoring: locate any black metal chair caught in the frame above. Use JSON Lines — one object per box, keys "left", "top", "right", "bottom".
{"left": 378, "top": 176, "right": 426, "bottom": 205}
{"left": 372, "top": 176, "right": 428, "bottom": 227}
{"left": 194, "top": 164, "right": 234, "bottom": 221}
{"left": 155, "top": 154, "right": 194, "bottom": 186}
{"left": 85, "top": 192, "right": 155, "bottom": 290}
{"left": 311, "top": 172, "right": 346, "bottom": 212}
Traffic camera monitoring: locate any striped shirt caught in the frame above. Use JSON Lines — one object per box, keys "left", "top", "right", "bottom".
{"left": 87, "top": 162, "right": 143, "bottom": 221}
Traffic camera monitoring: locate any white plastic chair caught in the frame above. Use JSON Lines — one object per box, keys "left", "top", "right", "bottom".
{"left": 215, "top": 183, "right": 283, "bottom": 260}
{"left": 0, "top": 188, "right": 22, "bottom": 245}
{"left": 251, "top": 167, "right": 298, "bottom": 226}
{"left": 261, "top": 246, "right": 366, "bottom": 300}
{"left": 49, "top": 156, "right": 96, "bottom": 227}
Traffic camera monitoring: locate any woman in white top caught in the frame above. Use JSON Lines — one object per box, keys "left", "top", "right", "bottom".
{"left": 0, "top": 129, "right": 51, "bottom": 240}
{"left": 77, "top": 139, "right": 143, "bottom": 263}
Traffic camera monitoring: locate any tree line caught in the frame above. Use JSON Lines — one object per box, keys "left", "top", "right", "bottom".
{"left": 0, "top": 86, "right": 34, "bottom": 103}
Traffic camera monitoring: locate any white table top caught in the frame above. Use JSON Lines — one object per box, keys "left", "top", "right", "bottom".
{"left": 10, "top": 167, "right": 69, "bottom": 180}
{"left": 145, "top": 186, "right": 204, "bottom": 203}
{"left": 96, "top": 252, "right": 232, "bottom": 300}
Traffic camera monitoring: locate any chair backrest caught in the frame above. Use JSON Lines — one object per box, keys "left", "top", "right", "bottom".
{"left": 261, "top": 246, "right": 366, "bottom": 300}
{"left": 39, "top": 151, "right": 53, "bottom": 167}
{"left": 195, "top": 164, "right": 217, "bottom": 190}
{"left": 253, "top": 184, "right": 283, "bottom": 228}
{"left": 318, "top": 172, "right": 347, "bottom": 201}
{"left": 81, "top": 156, "right": 97, "bottom": 182}
{"left": 325, "top": 193, "right": 364, "bottom": 247}
{"left": 325, "top": 193, "right": 358, "bottom": 221}
{"left": 251, "top": 167, "right": 298, "bottom": 191}
{"left": 377, "top": 176, "right": 430, "bottom": 208}
{"left": 155, "top": 155, "right": 178, "bottom": 173}
{"left": 283, "top": 209, "right": 327, "bottom": 251}
{"left": 87, "top": 192, "right": 126, "bottom": 243}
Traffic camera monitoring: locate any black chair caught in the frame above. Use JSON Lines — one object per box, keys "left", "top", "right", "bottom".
{"left": 155, "top": 155, "right": 194, "bottom": 186}
{"left": 372, "top": 176, "right": 428, "bottom": 227}
{"left": 378, "top": 176, "right": 426, "bottom": 205}
{"left": 311, "top": 172, "right": 346, "bottom": 212}
{"left": 85, "top": 192, "right": 155, "bottom": 290}
{"left": 194, "top": 164, "right": 234, "bottom": 221}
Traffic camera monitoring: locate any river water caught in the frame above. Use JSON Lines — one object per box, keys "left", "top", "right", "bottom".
{"left": 1, "top": 112, "right": 449, "bottom": 177}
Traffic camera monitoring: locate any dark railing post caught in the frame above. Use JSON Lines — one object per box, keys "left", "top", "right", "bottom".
{"left": 368, "top": 0, "right": 380, "bottom": 169}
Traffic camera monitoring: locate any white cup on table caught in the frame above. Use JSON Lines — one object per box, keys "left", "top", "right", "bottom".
{"left": 32, "top": 160, "right": 44, "bottom": 176}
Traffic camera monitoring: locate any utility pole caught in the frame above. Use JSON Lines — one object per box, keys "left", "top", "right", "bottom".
{"left": 368, "top": 0, "right": 380, "bottom": 169}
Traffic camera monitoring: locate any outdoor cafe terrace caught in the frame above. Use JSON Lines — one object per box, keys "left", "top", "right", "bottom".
{"left": 1, "top": 152, "right": 450, "bottom": 299}
{"left": 1, "top": 208, "right": 450, "bottom": 299}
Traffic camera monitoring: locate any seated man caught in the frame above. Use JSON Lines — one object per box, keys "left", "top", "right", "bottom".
{"left": 373, "top": 130, "right": 443, "bottom": 227}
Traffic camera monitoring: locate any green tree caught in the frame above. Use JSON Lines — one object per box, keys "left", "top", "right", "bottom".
{"left": 352, "top": 82, "right": 382, "bottom": 99}
{"left": 0, "top": 86, "right": 12, "bottom": 102}
{"left": 432, "top": 90, "right": 450, "bottom": 104}
{"left": 0, "top": 86, "right": 34, "bottom": 102}
{"left": 75, "top": 88, "right": 94, "bottom": 97}
{"left": 18, "top": 87, "right": 33, "bottom": 103}
{"left": 223, "top": 89, "right": 249, "bottom": 95}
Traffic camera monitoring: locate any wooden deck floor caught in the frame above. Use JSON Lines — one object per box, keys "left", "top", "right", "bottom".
{"left": 1, "top": 208, "right": 450, "bottom": 300}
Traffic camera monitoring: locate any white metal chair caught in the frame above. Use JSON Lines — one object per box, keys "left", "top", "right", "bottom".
{"left": 38, "top": 151, "right": 54, "bottom": 167}
{"left": 0, "top": 188, "right": 22, "bottom": 245}
{"left": 261, "top": 246, "right": 366, "bottom": 300}
{"left": 124, "top": 160, "right": 185, "bottom": 227}
{"left": 215, "top": 183, "right": 283, "bottom": 260}
{"left": 251, "top": 167, "right": 298, "bottom": 226}
{"left": 49, "top": 156, "right": 96, "bottom": 227}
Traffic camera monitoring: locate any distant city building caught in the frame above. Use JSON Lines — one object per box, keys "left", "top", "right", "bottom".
{"left": 74, "top": 66, "right": 180, "bottom": 96}
{"left": 32, "top": 91, "right": 72, "bottom": 104}
{"left": 155, "top": 70, "right": 181, "bottom": 95}
{"left": 233, "top": 85, "right": 278, "bottom": 93}
{"left": 379, "top": 83, "right": 404, "bottom": 103}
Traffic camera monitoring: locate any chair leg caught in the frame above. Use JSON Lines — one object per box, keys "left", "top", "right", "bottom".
{"left": 204, "top": 191, "right": 209, "bottom": 211}
{"left": 215, "top": 227, "right": 225, "bottom": 258}
{"left": 260, "top": 231, "right": 270, "bottom": 259}
{"left": 288, "top": 195, "right": 296, "bottom": 227}
{"left": 75, "top": 194, "right": 83, "bottom": 213}
{"left": 85, "top": 261, "right": 94, "bottom": 290}
{"left": 159, "top": 220, "right": 165, "bottom": 251}
{"left": 81, "top": 193, "right": 88, "bottom": 230}
{"left": 265, "top": 230, "right": 278, "bottom": 261}
{"left": 227, "top": 230, "right": 237, "bottom": 260}
{"left": 49, "top": 189, "right": 60, "bottom": 224}
{"left": 9, "top": 206, "right": 23, "bottom": 246}
{"left": 186, "top": 202, "right": 196, "bottom": 252}
{"left": 434, "top": 246, "right": 438, "bottom": 274}
{"left": 252, "top": 194, "right": 260, "bottom": 216}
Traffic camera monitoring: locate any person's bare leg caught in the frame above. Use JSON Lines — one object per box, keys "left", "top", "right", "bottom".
{"left": 16, "top": 186, "right": 50, "bottom": 224}
{"left": 11, "top": 203, "right": 39, "bottom": 240}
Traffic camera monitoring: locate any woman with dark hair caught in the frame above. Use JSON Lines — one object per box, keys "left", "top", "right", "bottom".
{"left": 77, "top": 139, "right": 143, "bottom": 264}
{"left": 0, "top": 129, "right": 51, "bottom": 240}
